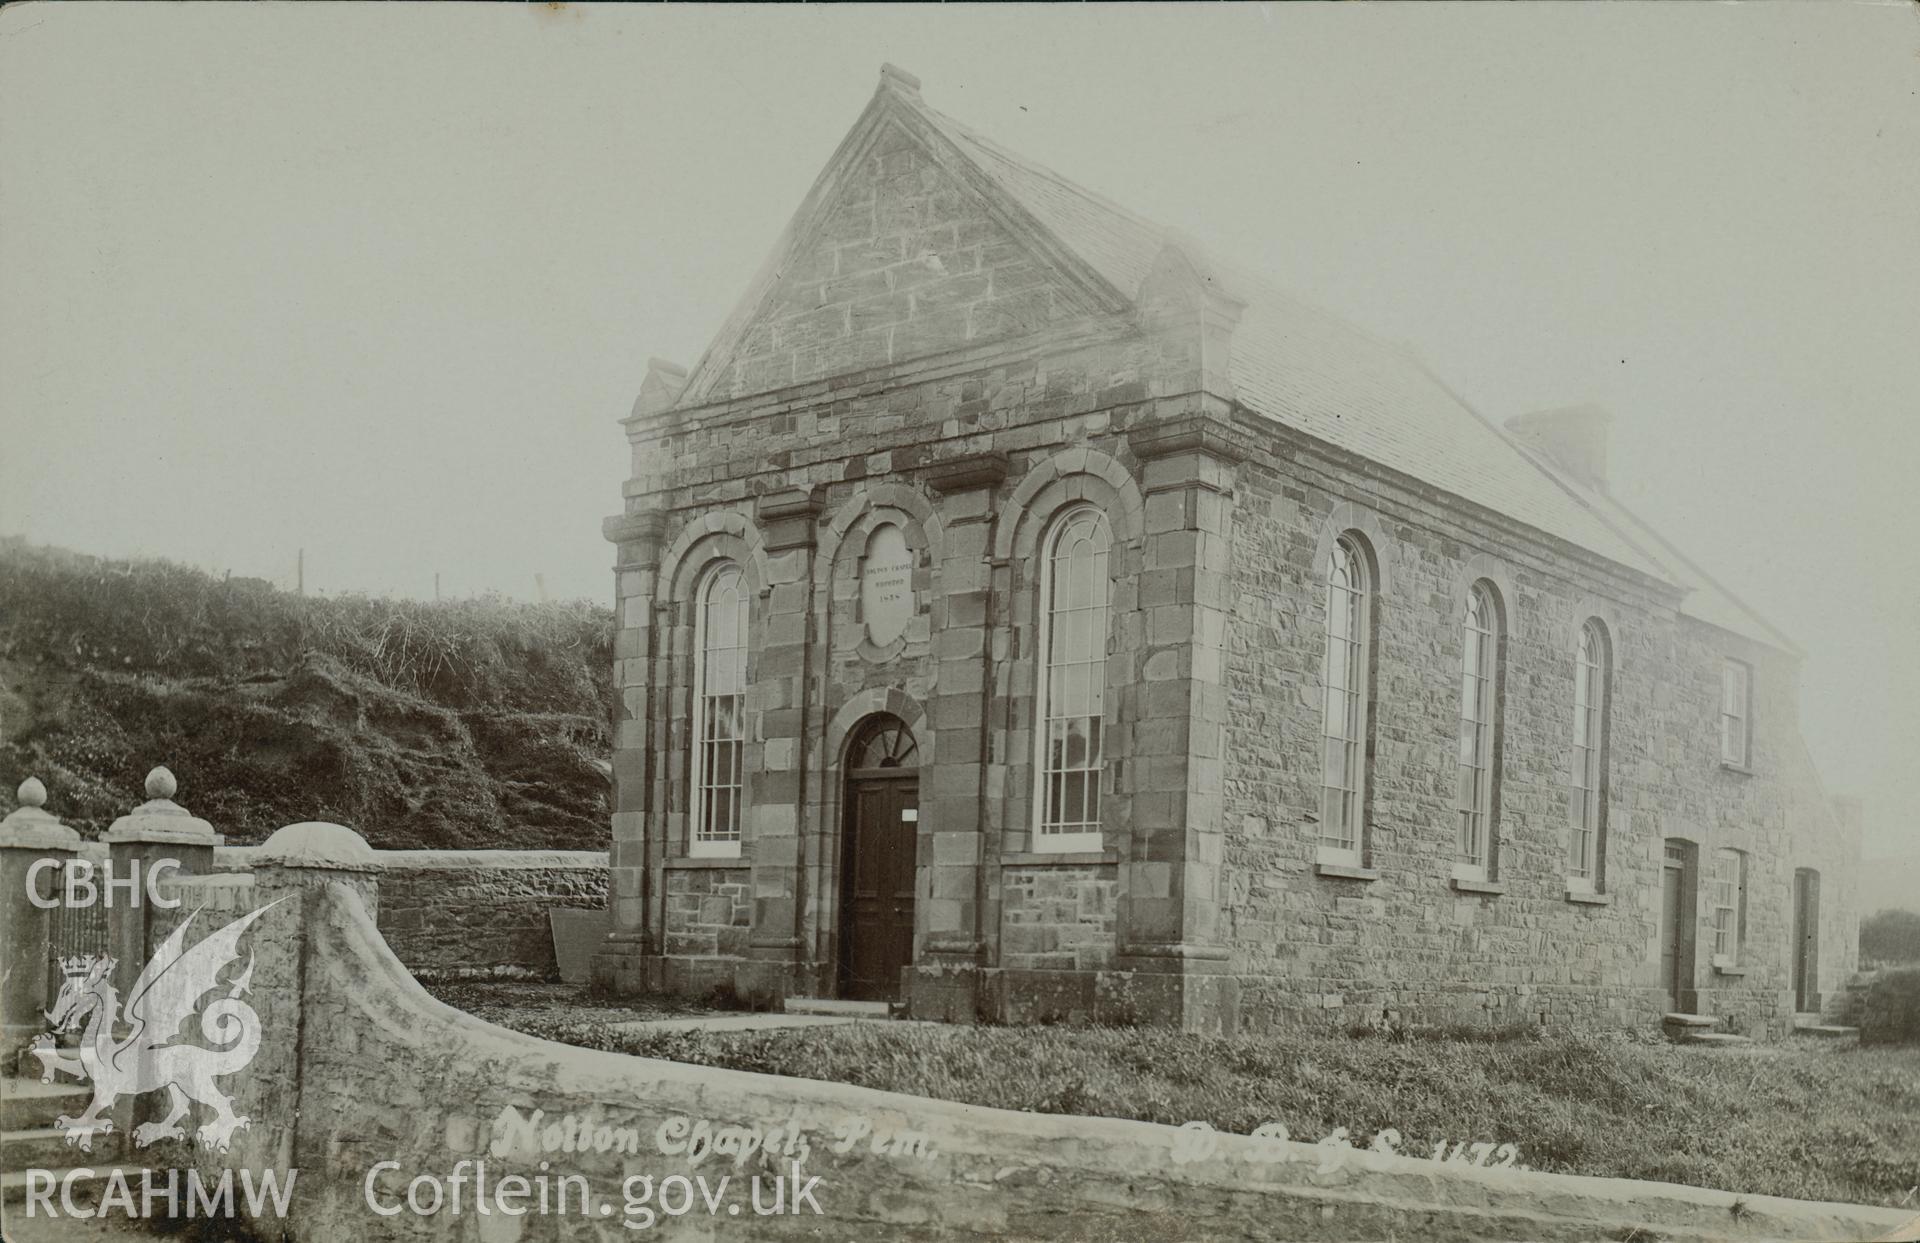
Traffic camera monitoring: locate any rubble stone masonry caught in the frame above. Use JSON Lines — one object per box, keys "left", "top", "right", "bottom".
{"left": 592, "top": 285, "right": 1859, "bottom": 1033}
{"left": 589, "top": 75, "right": 1858, "bottom": 1034}
{"left": 1217, "top": 428, "right": 1857, "bottom": 1034}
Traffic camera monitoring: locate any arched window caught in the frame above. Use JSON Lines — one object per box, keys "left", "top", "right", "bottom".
{"left": 1455, "top": 581, "right": 1501, "bottom": 878}
{"left": 1568, "top": 619, "right": 1610, "bottom": 890}
{"left": 1319, "top": 535, "right": 1371, "bottom": 862}
{"left": 691, "top": 562, "right": 748, "bottom": 857}
{"left": 1033, "top": 506, "right": 1111, "bottom": 852}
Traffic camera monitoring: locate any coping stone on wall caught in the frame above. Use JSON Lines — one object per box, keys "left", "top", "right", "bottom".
{"left": 214, "top": 846, "right": 609, "bottom": 871}
{"left": 376, "top": 850, "right": 610, "bottom": 870}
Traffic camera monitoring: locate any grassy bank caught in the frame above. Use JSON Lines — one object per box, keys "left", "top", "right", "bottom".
{"left": 490, "top": 1006, "right": 1920, "bottom": 1209}
{"left": 0, "top": 539, "right": 614, "bottom": 847}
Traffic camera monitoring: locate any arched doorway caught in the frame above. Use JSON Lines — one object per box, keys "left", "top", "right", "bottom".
{"left": 838, "top": 714, "right": 920, "bottom": 1001}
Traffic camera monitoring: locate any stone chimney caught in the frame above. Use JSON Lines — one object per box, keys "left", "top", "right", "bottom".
{"left": 1503, "top": 404, "right": 1611, "bottom": 491}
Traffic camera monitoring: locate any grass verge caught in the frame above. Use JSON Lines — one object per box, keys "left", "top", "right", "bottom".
{"left": 466, "top": 996, "right": 1920, "bottom": 1210}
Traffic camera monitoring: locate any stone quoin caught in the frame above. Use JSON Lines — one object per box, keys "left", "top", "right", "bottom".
{"left": 589, "top": 65, "right": 1859, "bottom": 1034}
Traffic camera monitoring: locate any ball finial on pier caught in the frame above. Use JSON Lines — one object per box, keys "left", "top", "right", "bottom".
{"left": 0, "top": 774, "right": 77, "bottom": 848}
{"left": 145, "top": 766, "right": 178, "bottom": 801}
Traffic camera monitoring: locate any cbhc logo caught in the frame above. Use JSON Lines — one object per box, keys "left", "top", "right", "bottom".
{"left": 25, "top": 857, "right": 184, "bottom": 909}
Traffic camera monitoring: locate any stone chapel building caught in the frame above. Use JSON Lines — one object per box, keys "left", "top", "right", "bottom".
{"left": 590, "top": 65, "right": 1860, "bottom": 1035}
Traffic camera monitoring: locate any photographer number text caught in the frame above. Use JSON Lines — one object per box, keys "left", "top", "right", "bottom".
{"left": 1168, "top": 1122, "right": 1527, "bottom": 1174}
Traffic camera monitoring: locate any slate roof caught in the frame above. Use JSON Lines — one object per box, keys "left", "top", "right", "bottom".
{"left": 920, "top": 98, "right": 1793, "bottom": 650}
{"left": 672, "top": 73, "right": 1793, "bottom": 652}
{"left": 932, "top": 113, "right": 1166, "bottom": 304}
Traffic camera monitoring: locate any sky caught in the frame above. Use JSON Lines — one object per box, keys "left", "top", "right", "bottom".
{"left": 2, "top": 3, "right": 1917, "bottom": 857}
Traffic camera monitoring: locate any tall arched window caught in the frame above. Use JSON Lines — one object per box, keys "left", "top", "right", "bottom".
{"left": 1319, "top": 535, "right": 1371, "bottom": 862}
{"left": 1568, "top": 619, "right": 1610, "bottom": 890}
{"left": 1455, "top": 581, "right": 1501, "bottom": 878}
{"left": 1033, "top": 506, "right": 1111, "bottom": 853}
{"left": 691, "top": 562, "right": 748, "bottom": 857}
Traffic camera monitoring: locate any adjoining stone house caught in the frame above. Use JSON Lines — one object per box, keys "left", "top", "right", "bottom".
{"left": 591, "top": 65, "right": 1859, "bottom": 1035}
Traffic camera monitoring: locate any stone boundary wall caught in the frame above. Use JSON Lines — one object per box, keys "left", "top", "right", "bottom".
{"left": 194, "top": 858, "right": 1911, "bottom": 1243}
{"left": 215, "top": 845, "right": 608, "bottom": 977}
{"left": 67, "top": 842, "right": 609, "bottom": 977}
{"left": 372, "top": 850, "right": 607, "bottom": 977}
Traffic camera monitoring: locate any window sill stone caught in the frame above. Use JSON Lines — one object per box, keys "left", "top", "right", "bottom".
{"left": 1450, "top": 877, "right": 1506, "bottom": 896}
{"left": 1720, "top": 761, "right": 1753, "bottom": 776}
{"left": 1000, "top": 850, "right": 1116, "bottom": 867}
{"left": 1565, "top": 889, "right": 1612, "bottom": 906}
{"left": 665, "top": 855, "right": 749, "bottom": 870}
{"left": 1315, "top": 862, "right": 1380, "bottom": 881}
{"left": 1712, "top": 961, "right": 1749, "bottom": 978}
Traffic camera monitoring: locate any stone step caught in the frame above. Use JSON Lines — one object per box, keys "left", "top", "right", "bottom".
{"left": 3, "top": 1125, "right": 83, "bottom": 1169}
{"left": 1679, "top": 1031, "right": 1754, "bottom": 1047}
{"left": 1659, "top": 1013, "right": 1723, "bottom": 1043}
{"left": 1791, "top": 1023, "right": 1859, "bottom": 1039}
{"left": 781, "top": 997, "right": 891, "bottom": 1018}
{"left": 1, "top": 1163, "right": 143, "bottom": 1205}
{"left": 0, "top": 1078, "right": 92, "bottom": 1131}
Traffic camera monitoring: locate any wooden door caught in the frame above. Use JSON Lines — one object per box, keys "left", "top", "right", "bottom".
{"left": 839, "top": 774, "right": 918, "bottom": 1001}
{"left": 1659, "top": 859, "right": 1684, "bottom": 1010}
{"left": 1793, "top": 869, "right": 1820, "bottom": 1013}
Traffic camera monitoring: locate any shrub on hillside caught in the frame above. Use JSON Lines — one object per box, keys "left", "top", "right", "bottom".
{"left": 0, "top": 539, "right": 616, "bottom": 848}
{"left": 1858, "top": 967, "right": 1920, "bottom": 1046}
{"left": 1861, "top": 909, "right": 1920, "bottom": 966}
{"left": 0, "top": 539, "right": 613, "bottom": 715}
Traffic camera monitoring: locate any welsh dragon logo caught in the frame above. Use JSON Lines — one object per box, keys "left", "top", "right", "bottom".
{"left": 31, "top": 899, "right": 283, "bottom": 1154}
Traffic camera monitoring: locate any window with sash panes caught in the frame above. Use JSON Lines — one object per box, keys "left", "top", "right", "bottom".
{"left": 1568, "top": 620, "right": 1609, "bottom": 890}
{"left": 1455, "top": 582, "right": 1500, "bottom": 878}
{"left": 690, "top": 562, "right": 748, "bottom": 857}
{"left": 1033, "top": 507, "right": 1111, "bottom": 853}
{"left": 1720, "top": 659, "right": 1751, "bottom": 767}
{"left": 1319, "top": 536, "right": 1371, "bottom": 863}
{"left": 1711, "top": 847, "right": 1746, "bottom": 964}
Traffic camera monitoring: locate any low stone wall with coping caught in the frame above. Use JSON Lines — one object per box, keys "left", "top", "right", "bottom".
{"left": 158, "top": 822, "right": 1914, "bottom": 1243}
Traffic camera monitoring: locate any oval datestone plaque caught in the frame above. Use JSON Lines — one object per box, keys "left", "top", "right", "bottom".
{"left": 861, "top": 523, "right": 914, "bottom": 648}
